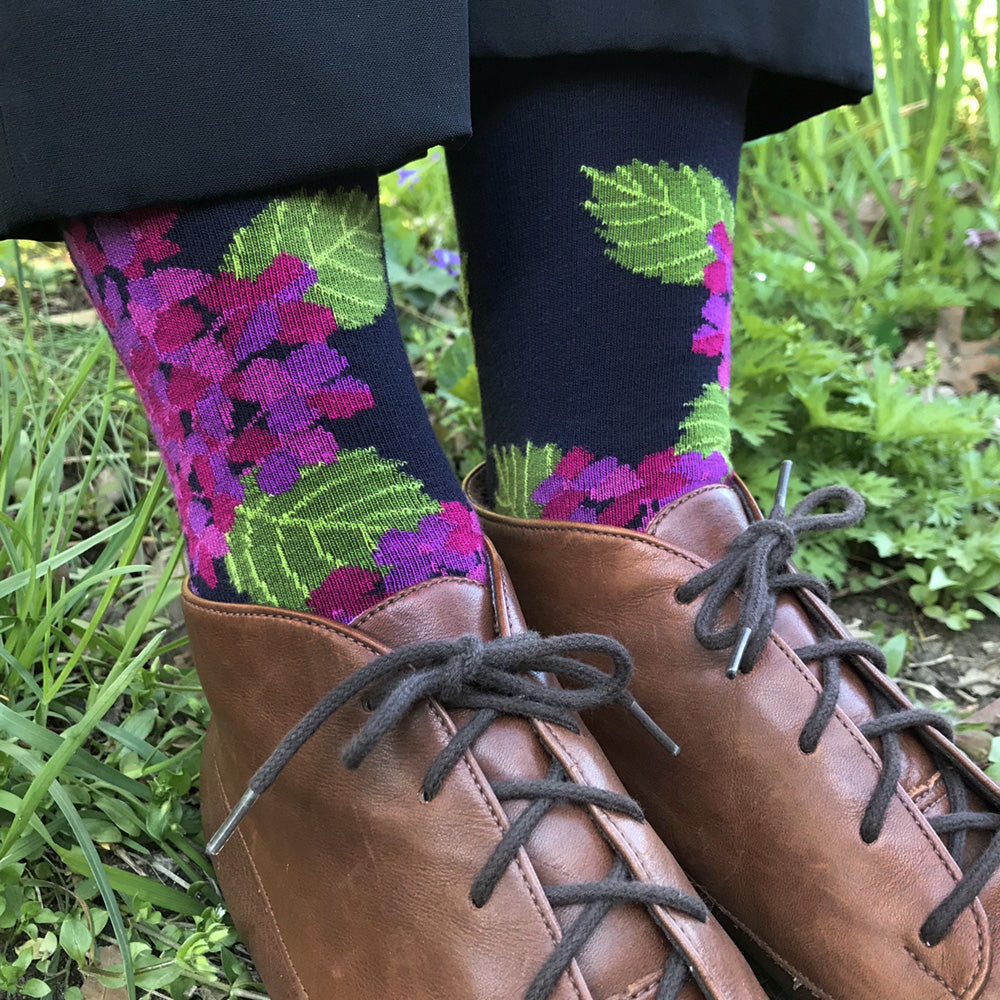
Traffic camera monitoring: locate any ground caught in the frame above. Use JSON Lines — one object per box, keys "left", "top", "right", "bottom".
{"left": 835, "top": 589, "right": 1000, "bottom": 763}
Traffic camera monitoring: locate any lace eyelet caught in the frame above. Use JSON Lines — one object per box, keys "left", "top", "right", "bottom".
{"left": 419, "top": 789, "right": 432, "bottom": 804}
{"left": 798, "top": 732, "right": 818, "bottom": 756}
{"left": 469, "top": 893, "right": 485, "bottom": 910}
{"left": 860, "top": 828, "right": 877, "bottom": 845}
{"left": 361, "top": 697, "right": 374, "bottom": 713}
{"left": 674, "top": 586, "right": 694, "bottom": 605}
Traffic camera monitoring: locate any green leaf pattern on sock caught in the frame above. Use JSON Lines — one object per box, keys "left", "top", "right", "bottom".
{"left": 581, "top": 161, "right": 734, "bottom": 286}
{"left": 492, "top": 442, "right": 563, "bottom": 518}
{"left": 223, "top": 188, "right": 389, "bottom": 329}
{"left": 558, "top": 159, "right": 735, "bottom": 493}
{"left": 224, "top": 447, "right": 441, "bottom": 610}
{"left": 677, "top": 383, "right": 732, "bottom": 461}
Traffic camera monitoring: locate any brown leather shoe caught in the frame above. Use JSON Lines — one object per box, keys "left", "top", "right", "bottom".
{"left": 469, "top": 464, "right": 1000, "bottom": 1000}
{"left": 184, "top": 541, "right": 766, "bottom": 1000}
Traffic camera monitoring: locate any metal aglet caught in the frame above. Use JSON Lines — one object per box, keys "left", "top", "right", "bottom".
{"left": 624, "top": 695, "right": 681, "bottom": 756}
{"left": 772, "top": 459, "right": 793, "bottom": 513}
{"left": 205, "top": 788, "right": 260, "bottom": 858}
{"left": 726, "top": 627, "right": 753, "bottom": 680}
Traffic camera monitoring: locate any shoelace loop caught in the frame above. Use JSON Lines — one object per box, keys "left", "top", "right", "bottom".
{"left": 675, "top": 463, "right": 863, "bottom": 678}
{"left": 207, "top": 630, "right": 702, "bottom": 1000}
{"left": 676, "top": 461, "right": 1000, "bottom": 948}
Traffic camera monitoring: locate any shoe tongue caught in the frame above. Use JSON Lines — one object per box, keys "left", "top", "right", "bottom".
{"left": 352, "top": 569, "right": 671, "bottom": 999}
{"left": 350, "top": 577, "right": 502, "bottom": 649}
{"left": 645, "top": 482, "right": 754, "bottom": 558}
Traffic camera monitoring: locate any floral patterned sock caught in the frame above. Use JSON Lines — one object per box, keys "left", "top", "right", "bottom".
{"left": 447, "top": 54, "right": 750, "bottom": 530}
{"left": 65, "top": 179, "right": 487, "bottom": 624}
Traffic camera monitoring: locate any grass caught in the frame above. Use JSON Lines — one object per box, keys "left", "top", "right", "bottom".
{"left": 1, "top": 2, "right": 999, "bottom": 996}
{"left": 0, "top": 323, "right": 229, "bottom": 999}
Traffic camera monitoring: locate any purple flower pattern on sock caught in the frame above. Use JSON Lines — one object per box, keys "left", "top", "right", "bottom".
{"left": 532, "top": 445, "right": 729, "bottom": 531}
{"left": 67, "top": 201, "right": 488, "bottom": 621}
{"left": 693, "top": 220, "right": 732, "bottom": 389}
{"left": 376, "top": 501, "right": 488, "bottom": 591}
{"left": 66, "top": 209, "right": 377, "bottom": 591}
{"left": 307, "top": 501, "right": 488, "bottom": 620}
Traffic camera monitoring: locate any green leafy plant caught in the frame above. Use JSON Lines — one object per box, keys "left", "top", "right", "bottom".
{"left": 729, "top": 306, "right": 1000, "bottom": 628}
{"left": 0, "top": 324, "right": 259, "bottom": 1000}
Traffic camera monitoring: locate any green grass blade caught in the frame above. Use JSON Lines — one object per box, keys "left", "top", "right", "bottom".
{"left": 0, "top": 630, "right": 164, "bottom": 859}
{"left": 0, "top": 643, "right": 45, "bottom": 702}
{"left": 40, "top": 337, "right": 107, "bottom": 452}
{"left": 0, "top": 702, "right": 149, "bottom": 800}
{"left": 59, "top": 848, "right": 206, "bottom": 918}
{"left": 45, "top": 467, "right": 167, "bottom": 700}
{"left": 0, "top": 520, "right": 133, "bottom": 600}
{"left": 0, "top": 741, "right": 136, "bottom": 1000}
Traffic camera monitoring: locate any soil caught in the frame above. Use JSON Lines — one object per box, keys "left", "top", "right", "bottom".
{"left": 833, "top": 586, "right": 1000, "bottom": 769}
{"left": 833, "top": 590, "right": 1000, "bottom": 714}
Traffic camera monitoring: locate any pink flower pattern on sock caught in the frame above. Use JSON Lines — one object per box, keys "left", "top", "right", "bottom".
{"left": 66, "top": 210, "right": 375, "bottom": 589}
{"left": 532, "top": 445, "right": 729, "bottom": 531}
{"left": 693, "top": 220, "right": 732, "bottom": 389}
{"left": 67, "top": 200, "right": 490, "bottom": 622}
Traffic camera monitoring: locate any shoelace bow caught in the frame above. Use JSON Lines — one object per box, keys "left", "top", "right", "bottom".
{"left": 207, "top": 630, "right": 706, "bottom": 1000}
{"left": 675, "top": 461, "right": 1000, "bottom": 948}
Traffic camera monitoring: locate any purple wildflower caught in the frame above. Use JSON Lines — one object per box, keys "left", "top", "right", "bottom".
{"left": 430, "top": 248, "right": 461, "bottom": 277}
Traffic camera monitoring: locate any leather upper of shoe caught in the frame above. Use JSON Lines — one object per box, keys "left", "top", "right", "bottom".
{"left": 184, "top": 541, "right": 766, "bottom": 1000}
{"left": 468, "top": 465, "right": 1000, "bottom": 1000}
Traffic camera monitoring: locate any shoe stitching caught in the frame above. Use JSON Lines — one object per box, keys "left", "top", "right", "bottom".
{"left": 800, "top": 588, "right": 1000, "bottom": 810}
{"left": 918, "top": 789, "right": 950, "bottom": 814}
{"left": 501, "top": 588, "right": 519, "bottom": 633}
{"left": 479, "top": 517, "right": 989, "bottom": 997}
{"left": 479, "top": 513, "right": 707, "bottom": 573}
{"left": 194, "top": 596, "right": 688, "bottom": 1000}
{"left": 206, "top": 623, "right": 587, "bottom": 1000}
{"left": 209, "top": 753, "right": 311, "bottom": 1000}
{"left": 538, "top": 721, "right": 722, "bottom": 1000}
{"left": 483, "top": 515, "right": 976, "bottom": 897}
{"left": 183, "top": 597, "right": 385, "bottom": 657}
{"left": 766, "top": 627, "right": 987, "bottom": 997}
{"left": 424, "top": 698, "right": 589, "bottom": 1000}
{"left": 904, "top": 948, "right": 964, "bottom": 1000}
{"left": 704, "top": 885, "right": 967, "bottom": 1000}
{"left": 645, "top": 484, "right": 734, "bottom": 536}
{"left": 699, "top": 889, "right": 835, "bottom": 1000}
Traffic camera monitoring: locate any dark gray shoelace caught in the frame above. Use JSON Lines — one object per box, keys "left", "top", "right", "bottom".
{"left": 675, "top": 462, "right": 1000, "bottom": 948}
{"left": 207, "top": 630, "right": 707, "bottom": 1000}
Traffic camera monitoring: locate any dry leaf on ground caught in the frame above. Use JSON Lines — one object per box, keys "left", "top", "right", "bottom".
{"left": 80, "top": 946, "right": 128, "bottom": 1000}
{"left": 965, "top": 695, "right": 1000, "bottom": 730}
{"left": 897, "top": 306, "right": 1000, "bottom": 394}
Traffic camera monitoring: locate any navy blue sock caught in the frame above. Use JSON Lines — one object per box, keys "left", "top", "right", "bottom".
{"left": 66, "top": 177, "right": 489, "bottom": 623}
{"left": 448, "top": 54, "right": 750, "bottom": 530}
